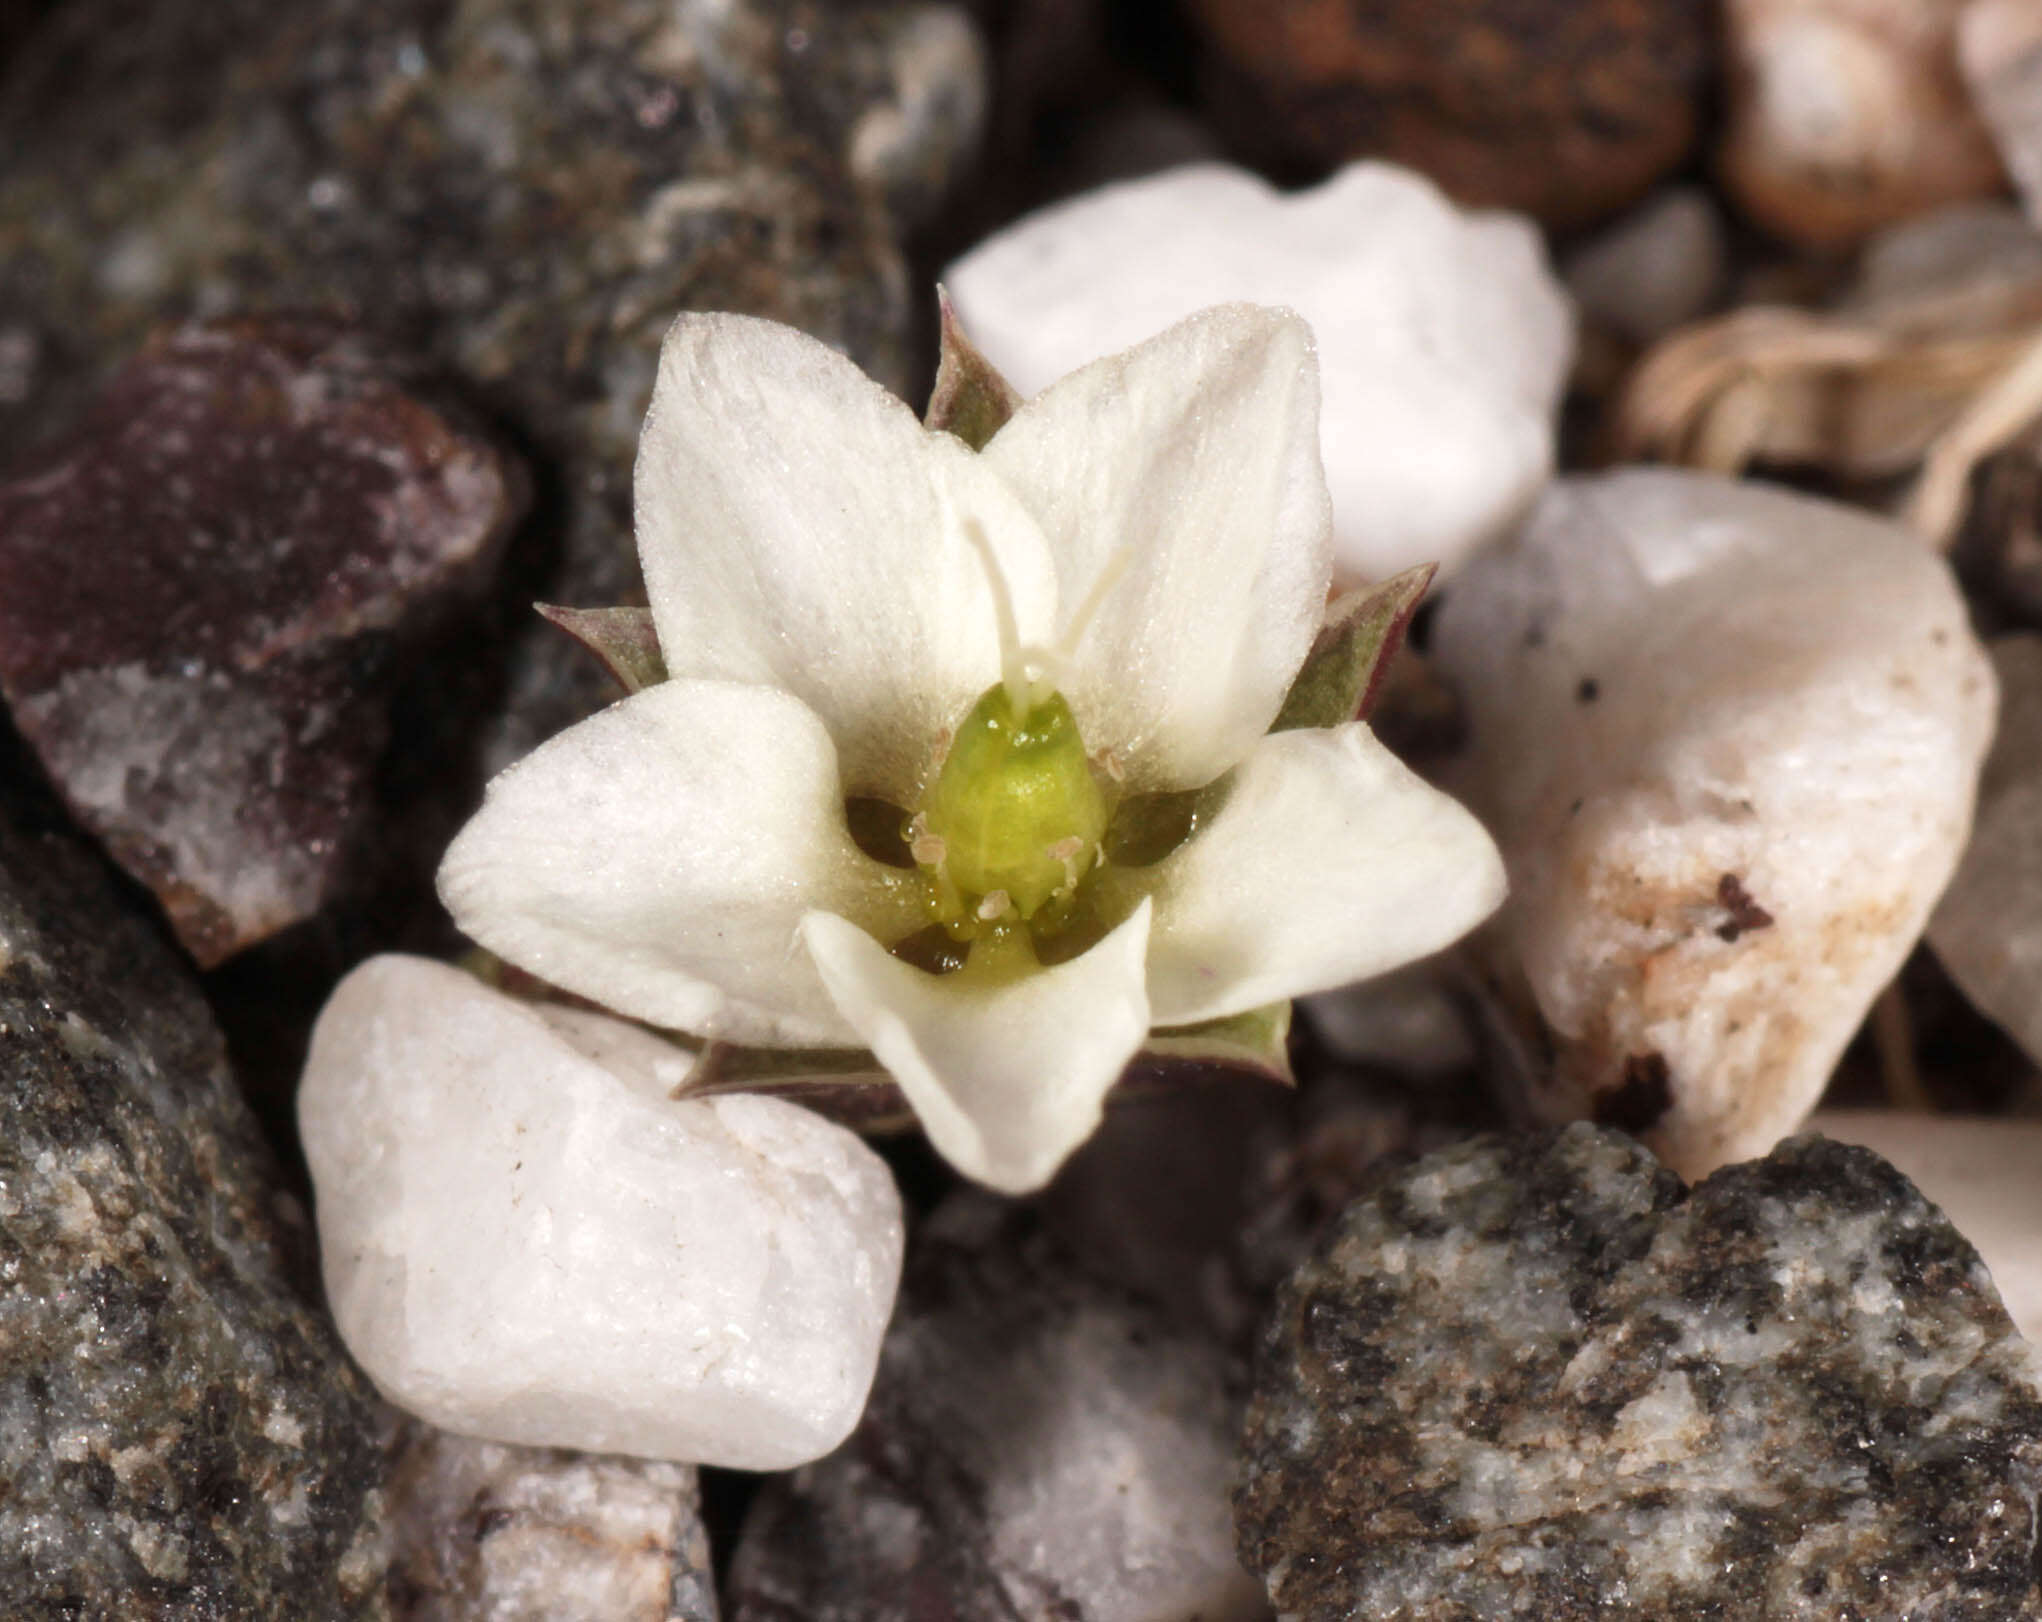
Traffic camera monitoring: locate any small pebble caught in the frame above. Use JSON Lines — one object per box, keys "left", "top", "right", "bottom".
{"left": 1237, "top": 1125, "right": 2042, "bottom": 1620}
{"left": 729, "top": 1200, "right": 1265, "bottom": 1622}
{"left": 1719, "top": 0, "right": 2007, "bottom": 247}
{"left": 1433, "top": 468, "right": 1995, "bottom": 1177}
{"left": 1929, "top": 635, "right": 2042, "bottom": 1073}
{"left": 299, "top": 955, "right": 904, "bottom": 1471}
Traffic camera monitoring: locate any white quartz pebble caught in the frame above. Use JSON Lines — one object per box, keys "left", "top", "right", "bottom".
{"left": 1433, "top": 469, "right": 1995, "bottom": 1178}
{"left": 945, "top": 160, "right": 1574, "bottom": 584}
{"left": 1812, "top": 1111, "right": 2042, "bottom": 1343}
{"left": 299, "top": 955, "right": 904, "bottom": 1471}
{"left": 1930, "top": 636, "right": 2042, "bottom": 1067}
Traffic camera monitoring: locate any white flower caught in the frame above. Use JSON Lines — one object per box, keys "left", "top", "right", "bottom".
{"left": 438, "top": 303, "right": 1505, "bottom": 1194}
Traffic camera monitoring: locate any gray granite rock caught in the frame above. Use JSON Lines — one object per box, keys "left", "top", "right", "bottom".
{"left": 0, "top": 314, "right": 521, "bottom": 966}
{"left": 0, "top": 0, "right": 985, "bottom": 763}
{"left": 0, "top": 769, "right": 388, "bottom": 1616}
{"left": 1236, "top": 1124, "right": 2042, "bottom": 1621}
{"left": 384, "top": 1416, "right": 716, "bottom": 1621}
{"left": 728, "top": 1199, "right": 1268, "bottom": 1622}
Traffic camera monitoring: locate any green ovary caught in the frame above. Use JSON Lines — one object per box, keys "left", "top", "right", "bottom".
{"left": 918, "top": 681, "right": 1109, "bottom": 927}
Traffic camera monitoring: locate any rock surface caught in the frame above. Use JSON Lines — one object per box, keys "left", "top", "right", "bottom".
{"left": 0, "top": 0, "right": 985, "bottom": 765}
{"left": 1962, "top": 0, "right": 2042, "bottom": 228}
{"left": 1433, "top": 469, "right": 1995, "bottom": 1178}
{"left": 947, "top": 161, "right": 1573, "bottom": 583}
{"left": 1302, "top": 962, "right": 1480, "bottom": 1078}
{"left": 299, "top": 955, "right": 903, "bottom": 1471}
{"left": 1562, "top": 187, "right": 1729, "bottom": 348}
{"left": 1177, "top": 0, "right": 1709, "bottom": 228}
{"left": 0, "top": 314, "right": 520, "bottom": 966}
{"left": 728, "top": 1200, "right": 1267, "bottom": 1622}
{"left": 1236, "top": 1125, "right": 2042, "bottom": 1621}
{"left": 0, "top": 759, "right": 387, "bottom": 1616}
{"left": 384, "top": 1417, "right": 717, "bottom": 1621}
{"left": 1931, "top": 635, "right": 2042, "bottom": 1069}
{"left": 1720, "top": 0, "right": 2008, "bottom": 248}
{"left": 1813, "top": 1109, "right": 2042, "bottom": 1345}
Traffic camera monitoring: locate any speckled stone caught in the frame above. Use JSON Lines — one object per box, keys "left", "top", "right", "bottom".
{"left": 0, "top": 767, "right": 388, "bottom": 1617}
{"left": 1236, "top": 1125, "right": 2042, "bottom": 1621}
{"left": 384, "top": 1417, "right": 716, "bottom": 1621}
{"left": 0, "top": 314, "right": 521, "bottom": 966}
{"left": 728, "top": 1200, "right": 1267, "bottom": 1622}
{"left": 0, "top": 0, "right": 984, "bottom": 765}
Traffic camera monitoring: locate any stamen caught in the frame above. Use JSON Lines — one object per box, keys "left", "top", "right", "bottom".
{"left": 962, "top": 519, "right": 1032, "bottom": 715}
{"left": 1057, "top": 541, "right": 1137, "bottom": 662}
{"left": 976, "top": 889, "right": 1013, "bottom": 922}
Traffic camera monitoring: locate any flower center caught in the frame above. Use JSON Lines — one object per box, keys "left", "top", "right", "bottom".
{"left": 915, "top": 679, "right": 1108, "bottom": 927}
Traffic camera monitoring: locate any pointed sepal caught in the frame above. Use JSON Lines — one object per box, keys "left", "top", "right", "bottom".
{"left": 536, "top": 603, "right": 669, "bottom": 695}
{"left": 1272, "top": 563, "right": 1436, "bottom": 733}
{"left": 925, "top": 287, "right": 1022, "bottom": 451}
{"left": 674, "top": 1041, "right": 915, "bottom": 1133}
{"left": 1136, "top": 1000, "right": 1294, "bottom": 1086}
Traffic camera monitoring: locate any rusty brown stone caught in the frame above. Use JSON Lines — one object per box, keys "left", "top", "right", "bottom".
{"left": 1719, "top": 0, "right": 2009, "bottom": 250}
{"left": 1179, "top": 0, "right": 1711, "bottom": 229}
{"left": 0, "top": 313, "right": 523, "bottom": 965}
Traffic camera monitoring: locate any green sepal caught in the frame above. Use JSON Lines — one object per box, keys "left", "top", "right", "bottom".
{"left": 1272, "top": 563, "right": 1436, "bottom": 733}
{"left": 671, "top": 1000, "right": 1294, "bottom": 1142}
{"left": 924, "top": 287, "right": 1021, "bottom": 451}
{"left": 536, "top": 603, "right": 669, "bottom": 695}
{"left": 1136, "top": 1000, "right": 1294, "bottom": 1086}
{"left": 675, "top": 1041, "right": 917, "bottom": 1133}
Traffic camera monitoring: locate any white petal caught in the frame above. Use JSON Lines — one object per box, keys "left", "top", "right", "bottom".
{"left": 1143, "top": 725, "right": 1505, "bottom": 1025}
{"left": 438, "top": 679, "right": 922, "bottom": 1045}
{"left": 636, "top": 312, "right": 1058, "bottom": 800}
{"left": 799, "top": 902, "right": 1154, "bottom": 1195}
{"left": 945, "top": 162, "right": 1573, "bottom": 585}
{"left": 980, "top": 304, "right": 1332, "bottom": 791}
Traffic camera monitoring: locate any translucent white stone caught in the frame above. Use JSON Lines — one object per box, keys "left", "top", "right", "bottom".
{"left": 1812, "top": 1111, "right": 2042, "bottom": 1343}
{"left": 299, "top": 955, "right": 904, "bottom": 1471}
{"left": 1433, "top": 469, "right": 1995, "bottom": 1178}
{"left": 1929, "top": 636, "right": 2042, "bottom": 1065}
{"left": 944, "top": 160, "right": 1574, "bottom": 584}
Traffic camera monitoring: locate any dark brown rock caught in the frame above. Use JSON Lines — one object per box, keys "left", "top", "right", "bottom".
{"left": 0, "top": 756, "right": 388, "bottom": 1619}
{"left": 1180, "top": 0, "right": 1710, "bottom": 228}
{"left": 1957, "top": 435, "right": 2042, "bottom": 624}
{"left": 0, "top": 0, "right": 986, "bottom": 766}
{"left": 0, "top": 314, "right": 521, "bottom": 965}
{"left": 1236, "top": 1125, "right": 2042, "bottom": 1620}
